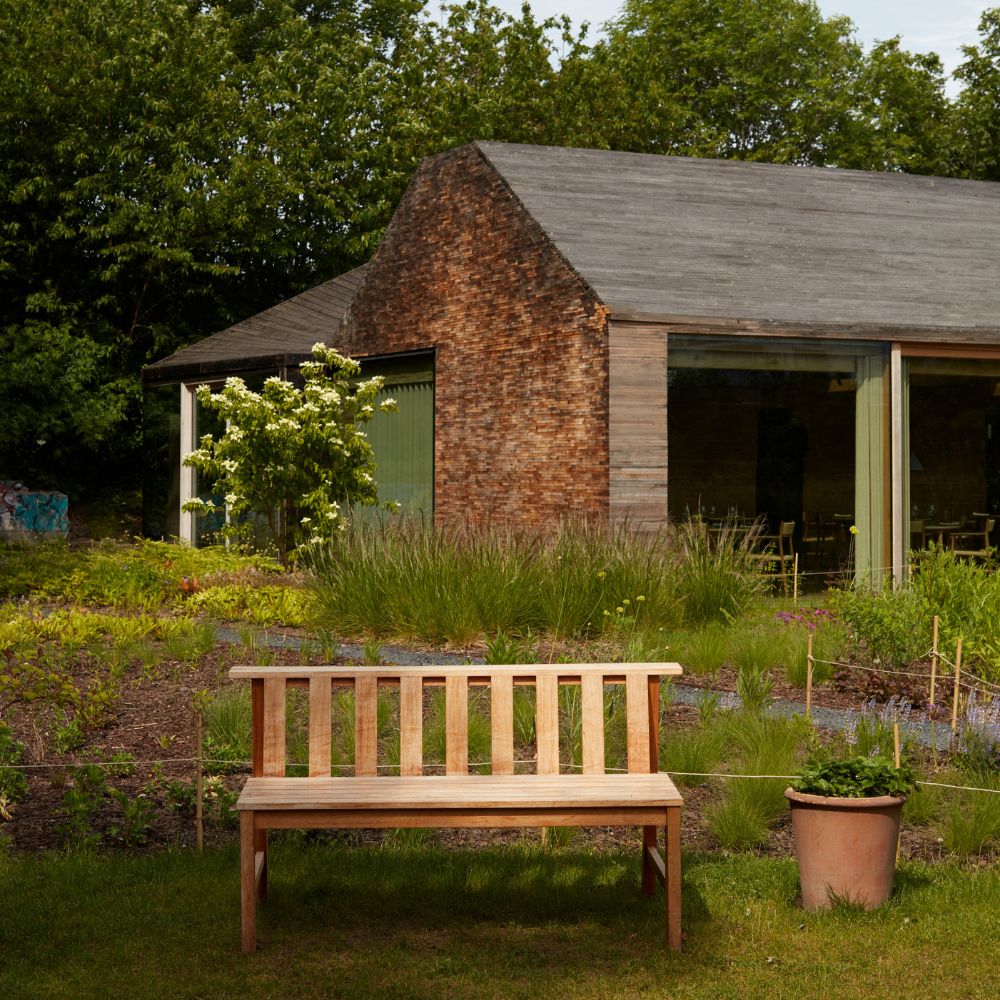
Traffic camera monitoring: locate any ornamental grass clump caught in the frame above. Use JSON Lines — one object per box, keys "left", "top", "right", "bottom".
{"left": 308, "top": 517, "right": 686, "bottom": 646}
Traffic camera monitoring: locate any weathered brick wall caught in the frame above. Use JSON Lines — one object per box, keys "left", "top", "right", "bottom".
{"left": 339, "top": 145, "right": 610, "bottom": 527}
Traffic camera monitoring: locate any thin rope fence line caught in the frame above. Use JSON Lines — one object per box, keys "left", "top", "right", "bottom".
{"left": 811, "top": 654, "right": 1000, "bottom": 695}
{"left": 4, "top": 759, "right": 999, "bottom": 797}
{"left": 934, "top": 653, "right": 1000, "bottom": 694}
{"left": 917, "top": 779, "right": 1000, "bottom": 795}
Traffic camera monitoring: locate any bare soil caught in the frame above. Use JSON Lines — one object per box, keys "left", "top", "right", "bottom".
{"left": 3, "top": 630, "right": 973, "bottom": 865}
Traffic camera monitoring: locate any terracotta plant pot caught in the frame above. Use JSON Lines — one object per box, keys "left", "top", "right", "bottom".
{"left": 785, "top": 788, "right": 906, "bottom": 911}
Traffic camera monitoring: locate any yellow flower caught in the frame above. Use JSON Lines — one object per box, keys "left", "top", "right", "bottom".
{"left": 622, "top": 598, "right": 630, "bottom": 606}
{"left": 597, "top": 570, "right": 606, "bottom": 580}
{"left": 849, "top": 525, "right": 859, "bottom": 536}
{"left": 616, "top": 606, "right": 625, "bottom": 614}
{"left": 636, "top": 595, "right": 645, "bottom": 602}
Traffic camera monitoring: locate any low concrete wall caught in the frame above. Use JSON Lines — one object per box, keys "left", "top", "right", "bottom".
{"left": 0, "top": 482, "right": 69, "bottom": 541}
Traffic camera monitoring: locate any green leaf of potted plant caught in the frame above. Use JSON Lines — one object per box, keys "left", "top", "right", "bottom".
{"left": 785, "top": 755, "right": 917, "bottom": 911}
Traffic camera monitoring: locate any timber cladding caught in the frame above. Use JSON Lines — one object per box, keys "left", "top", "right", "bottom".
{"left": 340, "top": 145, "right": 612, "bottom": 526}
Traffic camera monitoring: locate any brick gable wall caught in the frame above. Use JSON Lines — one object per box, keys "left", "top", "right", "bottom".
{"left": 339, "top": 145, "right": 610, "bottom": 526}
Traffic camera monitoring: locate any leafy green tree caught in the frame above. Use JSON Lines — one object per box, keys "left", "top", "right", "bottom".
{"left": 182, "top": 343, "right": 396, "bottom": 564}
{"left": 560, "top": 0, "right": 954, "bottom": 173}
{"left": 837, "top": 39, "right": 951, "bottom": 176}
{"left": 0, "top": 0, "right": 423, "bottom": 495}
{"left": 952, "top": 8, "right": 1000, "bottom": 180}
{"left": 566, "top": 0, "right": 863, "bottom": 162}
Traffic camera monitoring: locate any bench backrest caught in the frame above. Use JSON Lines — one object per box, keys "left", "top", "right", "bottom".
{"left": 229, "top": 664, "right": 683, "bottom": 778}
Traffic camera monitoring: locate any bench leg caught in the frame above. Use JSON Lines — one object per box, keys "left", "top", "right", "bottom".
{"left": 240, "top": 810, "right": 257, "bottom": 954}
{"left": 665, "top": 807, "right": 682, "bottom": 951}
{"left": 256, "top": 828, "right": 268, "bottom": 902}
{"left": 641, "top": 825, "right": 657, "bottom": 896}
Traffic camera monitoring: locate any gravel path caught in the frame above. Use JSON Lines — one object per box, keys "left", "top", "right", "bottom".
{"left": 217, "top": 629, "right": 947, "bottom": 749}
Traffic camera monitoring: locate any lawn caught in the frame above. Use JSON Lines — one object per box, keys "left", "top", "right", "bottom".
{"left": 2, "top": 844, "right": 998, "bottom": 1000}
{"left": 1, "top": 530, "right": 998, "bottom": 999}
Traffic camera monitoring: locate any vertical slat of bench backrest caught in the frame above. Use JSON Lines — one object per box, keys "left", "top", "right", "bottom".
{"left": 262, "top": 676, "right": 286, "bottom": 777}
{"left": 625, "top": 671, "right": 651, "bottom": 774}
{"left": 536, "top": 673, "right": 560, "bottom": 775}
{"left": 445, "top": 674, "right": 469, "bottom": 774}
{"left": 647, "top": 675, "right": 661, "bottom": 774}
{"left": 490, "top": 673, "right": 514, "bottom": 775}
{"left": 308, "top": 676, "right": 332, "bottom": 777}
{"left": 580, "top": 671, "right": 605, "bottom": 775}
{"left": 399, "top": 675, "right": 423, "bottom": 776}
{"left": 355, "top": 675, "right": 378, "bottom": 776}
{"left": 251, "top": 679, "right": 264, "bottom": 777}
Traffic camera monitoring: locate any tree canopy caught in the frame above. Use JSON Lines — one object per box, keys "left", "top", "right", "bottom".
{"left": 1, "top": 0, "right": 996, "bottom": 500}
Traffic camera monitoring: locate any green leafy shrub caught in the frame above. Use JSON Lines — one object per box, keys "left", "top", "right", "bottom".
{"left": 793, "top": 756, "right": 917, "bottom": 798}
{"left": 830, "top": 585, "right": 927, "bottom": 671}
{"left": 37, "top": 539, "right": 283, "bottom": 611}
{"left": 0, "top": 724, "right": 28, "bottom": 802}
{"left": 832, "top": 548, "right": 1000, "bottom": 683}
{"left": 0, "top": 542, "right": 82, "bottom": 599}
{"left": 183, "top": 584, "right": 310, "bottom": 626}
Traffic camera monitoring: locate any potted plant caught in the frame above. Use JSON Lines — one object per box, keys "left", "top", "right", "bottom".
{"left": 785, "top": 755, "right": 917, "bottom": 911}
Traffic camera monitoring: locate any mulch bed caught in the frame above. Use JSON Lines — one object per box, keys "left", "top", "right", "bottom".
{"left": 0, "top": 631, "right": 982, "bottom": 864}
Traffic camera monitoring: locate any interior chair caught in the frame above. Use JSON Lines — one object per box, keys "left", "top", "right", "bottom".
{"left": 949, "top": 518, "right": 996, "bottom": 561}
{"left": 753, "top": 520, "right": 796, "bottom": 590}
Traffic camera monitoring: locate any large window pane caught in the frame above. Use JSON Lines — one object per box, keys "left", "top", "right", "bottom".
{"left": 905, "top": 357, "right": 1000, "bottom": 560}
{"left": 668, "top": 336, "right": 888, "bottom": 584}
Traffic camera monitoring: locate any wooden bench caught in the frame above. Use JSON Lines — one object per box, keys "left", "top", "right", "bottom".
{"left": 230, "top": 662, "right": 684, "bottom": 953}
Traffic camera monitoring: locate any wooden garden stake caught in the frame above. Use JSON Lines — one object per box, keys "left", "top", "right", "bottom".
{"left": 196, "top": 709, "right": 204, "bottom": 852}
{"left": 893, "top": 722, "right": 901, "bottom": 864}
{"left": 951, "top": 638, "right": 963, "bottom": 736}
{"left": 792, "top": 553, "right": 799, "bottom": 603}
{"left": 930, "top": 615, "right": 939, "bottom": 707}
{"left": 805, "top": 632, "right": 813, "bottom": 721}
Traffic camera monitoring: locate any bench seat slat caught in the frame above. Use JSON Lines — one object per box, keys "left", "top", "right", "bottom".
{"left": 237, "top": 774, "right": 683, "bottom": 811}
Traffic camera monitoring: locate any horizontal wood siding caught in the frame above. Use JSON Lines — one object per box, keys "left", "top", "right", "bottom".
{"left": 608, "top": 320, "right": 668, "bottom": 525}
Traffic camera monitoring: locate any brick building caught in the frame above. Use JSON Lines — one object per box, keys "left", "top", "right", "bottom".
{"left": 146, "top": 142, "right": 1000, "bottom": 582}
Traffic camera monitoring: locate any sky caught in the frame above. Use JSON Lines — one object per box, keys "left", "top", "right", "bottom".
{"left": 489, "top": 1, "right": 990, "bottom": 93}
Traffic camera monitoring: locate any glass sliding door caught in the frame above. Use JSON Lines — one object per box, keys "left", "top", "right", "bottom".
{"left": 668, "top": 336, "right": 889, "bottom": 585}
{"left": 903, "top": 355, "right": 1000, "bottom": 564}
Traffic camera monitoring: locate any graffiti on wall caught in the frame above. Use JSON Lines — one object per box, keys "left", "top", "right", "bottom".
{"left": 0, "top": 482, "right": 69, "bottom": 539}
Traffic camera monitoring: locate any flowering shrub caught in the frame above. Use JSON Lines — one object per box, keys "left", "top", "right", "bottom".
{"left": 183, "top": 343, "right": 397, "bottom": 564}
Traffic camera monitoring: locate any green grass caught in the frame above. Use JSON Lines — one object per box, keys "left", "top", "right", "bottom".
{"left": 308, "top": 518, "right": 762, "bottom": 646}
{"left": 1, "top": 846, "right": 998, "bottom": 999}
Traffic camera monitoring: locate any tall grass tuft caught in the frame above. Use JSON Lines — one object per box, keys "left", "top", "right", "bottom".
{"left": 675, "top": 624, "right": 731, "bottom": 676}
{"left": 675, "top": 519, "right": 765, "bottom": 625}
{"left": 706, "top": 712, "right": 807, "bottom": 850}
{"left": 307, "top": 517, "right": 760, "bottom": 646}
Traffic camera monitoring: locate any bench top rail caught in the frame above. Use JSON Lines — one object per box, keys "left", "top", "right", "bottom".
{"left": 232, "top": 663, "right": 682, "bottom": 780}
{"left": 230, "top": 663, "right": 682, "bottom": 682}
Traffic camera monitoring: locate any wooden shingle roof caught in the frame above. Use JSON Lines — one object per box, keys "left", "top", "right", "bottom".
{"left": 143, "top": 264, "right": 368, "bottom": 383}
{"left": 477, "top": 142, "right": 1000, "bottom": 340}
